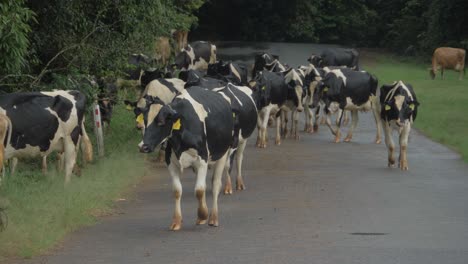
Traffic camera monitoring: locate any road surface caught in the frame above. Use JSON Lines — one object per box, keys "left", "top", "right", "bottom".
{"left": 19, "top": 42, "right": 468, "bottom": 264}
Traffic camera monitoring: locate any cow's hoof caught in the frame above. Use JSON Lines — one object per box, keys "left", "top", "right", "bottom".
{"left": 344, "top": 137, "right": 352, "bottom": 142}
{"left": 170, "top": 220, "right": 182, "bottom": 231}
{"left": 275, "top": 139, "right": 281, "bottom": 145}
{"left": 236, "top": 183, "right": 245, "bottom": 191}
{"left": 388, "top": 160, "right": 396, "bottom": 168}
{"left": 399, "top": 161, "right": 409, "bottom": 171}
{"left": 334, "top": 137, "right": 341, "bottom": 143}
{"left": 223, "top": 186, "right": 233, "bottom": 195}
{"left": 208, "top": 213, "right": 218, "bottom": 227}
{"left": 375, "top": 138, "right": 382, "bottom": 144}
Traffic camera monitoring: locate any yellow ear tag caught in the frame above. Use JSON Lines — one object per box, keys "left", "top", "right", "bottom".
{"left": 172, "top": 118, "right": 181, "bottom": 130}
{"left": 385, "top": 105, "right": 391, "bottom": 111}
{"left": 409, "top": 104, "right": 415, "bottom": 110}
{"left": 136, "top": 114, "right": 144, "bottom": 124}
{"left": 262, "top": 86, "right": 266, "bottom": 91}
{"left": 323, "top": 87, "right": 328, "bottom": 92}
{"left": 126, "top": 105, "right": 134, "bottom": 111}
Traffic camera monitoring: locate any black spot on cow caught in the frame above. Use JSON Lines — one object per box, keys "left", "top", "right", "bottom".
{"left": 70, "top": 126, "right": 81, "bottom": 146}
{"left": 51, "top": 95, "right": 73, "bottom": 122}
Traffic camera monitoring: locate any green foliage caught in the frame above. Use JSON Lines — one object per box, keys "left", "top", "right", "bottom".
{"left": 1, "top": 0, "right": 206, "bottom": 92}
{"left": 0, "top": 0, "right": 36, "bottom": 75}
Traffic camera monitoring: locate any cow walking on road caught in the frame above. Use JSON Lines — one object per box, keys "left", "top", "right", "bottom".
{"left": 379, "top": 81, "right": 420, "bottom": 170}
{"left": 139, "top": 87, "right": 234, "bottom": 230}
{"left": 313, "top": 68, "right": 381, "bottom": 143}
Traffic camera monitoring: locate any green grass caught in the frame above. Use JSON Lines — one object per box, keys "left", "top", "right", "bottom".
{"left": 0, "top": 103, "right": 147, "bottom": 260}
{"left": 365, "top": 53, "right": 468, "bottom": 161}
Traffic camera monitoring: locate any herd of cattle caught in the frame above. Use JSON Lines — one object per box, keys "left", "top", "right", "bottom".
{"left": 2, "top": 38, "right": 466, "bottom": 230}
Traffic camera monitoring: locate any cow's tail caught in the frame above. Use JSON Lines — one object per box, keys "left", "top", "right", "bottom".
{"left": 210, "top": 45, "right": 217, "bottom": 64}
{"left": 80, "top": 118, "right": 93, "bottom": 163}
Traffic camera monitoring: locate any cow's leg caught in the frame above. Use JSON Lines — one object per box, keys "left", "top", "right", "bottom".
{"left": 383, "top": 122, "right": 396, "bottom": 167}
{"left": 223, "top": 150, "right": 234, "bottom": 195}
{"left": 275, "top": 114, "right": 282, "bottom": 145}
{"left": 292, "top": 110, "right": 299, "bottom": 140}
{"left": 343, "top": 111, "right": 350, "bottom": 126}
{"left": 209, "top": 152, "right": 228, "bottom": 227}
{"left": 195, "top": 161, "right": 209, "bottom": 224}
{"left": 319, "top": 104, "right": 326, "bottom": 124}
{"left": 168, "top": 160, "right": 183, "bottom": 230}
{"left": 280, "top": 110, "right": 287, "bottom": 138}
{"left": 236, "top": 139, "right": 247, "bottom": 191}
{"left": 256, "top": 115, "right": 262, "bottom": 147}
{"left": 42, "top": 156, "right": 48, "bottom": 175}
{"left": 334, "top": 110, "right": 345, "bottom": 143}
{"left": 441, "top": 68, "right": 444, "bottom": 80}
{"left": 63, "top": 137, "right": 77, "bottom": 184}
{"left": 313, "top": 107, "right": 319, "bottom": 132}
{"left": 372, "top": 99, "right": 382, "bottom": 144}
{"left": 344, "top": 110, "right": 358, "bottom": 142}
{"left": 261, "top": 108, "right": 271, "bottom": 148}
{"left": 399, "top": 124, "right": 410, "bottom": 171}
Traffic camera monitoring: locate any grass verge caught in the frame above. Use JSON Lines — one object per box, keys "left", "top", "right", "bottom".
{"left": 0, "top": 103, "right": 146, "bottom": 260}
{"left": 365, "top": 53, "right": 468, "bottom": 161}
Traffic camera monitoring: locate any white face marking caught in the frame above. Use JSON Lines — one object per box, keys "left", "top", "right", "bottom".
{"left": 146, "top": 104, "right": 163, "bottom": 127}
{"left": 394, "top": 95, "right": 405, "bottom": 111}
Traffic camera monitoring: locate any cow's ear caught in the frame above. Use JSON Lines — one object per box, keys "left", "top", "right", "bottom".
{"left": 124, "top": 100, "right": 136, "bottom": 110}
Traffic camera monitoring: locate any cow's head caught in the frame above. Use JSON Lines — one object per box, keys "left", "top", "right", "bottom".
{"left": 139, "top": 102, "right": 180, "bottom": 153}
{"left": 429, "top": 68, "right": 436, "bottom": 80}
{"left": 308, "top": 55, "right": 323, "bottom": 67}
{"left": 173, "top": 49, "right": 191, "bottom": 71}
{"left": 381, "top": 83, "right": 420, "bottom": 126}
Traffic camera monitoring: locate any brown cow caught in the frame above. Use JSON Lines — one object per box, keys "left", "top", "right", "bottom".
{"left": 172, "top": 30, "right": 188, "bottom": 52}
{"left": 430, "top": 47, "right": 466, "bottom": 80}
{"left": 154, "top": 37, "right": 171, "bottom": 67}
{"left": 0, "top": 114, "right": 12, "bottom": 178}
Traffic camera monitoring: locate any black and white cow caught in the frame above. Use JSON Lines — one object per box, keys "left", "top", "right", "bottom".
{"left": 308, "top": 48, "right": 360, "bottom": 70}
{"left": 249, "top": 70, "right": 289, "bottom": 148}
{"left": 210, "top": 84, "right": 257, "bottom": 194}
{"left": 279, "top": 68, "right": 306, "bottom": 140}
{"left": 207, "top": 61, "right": 249, "bottom": 86}
{"left": 0, "top": 91, "right": 93, "bottom": 183}
{"left": 301, "top": 64, "right": 325, "bottom": 133}
{"left": 173, "top": 41, "right": 217, "bottom": 71}
{"left": 124, "top": 78, "right": 185, "bottom": 132}
{"left": 379, "top": 81, "right": 419, "bottom": 170}
{"left": 252, "top": 52, "right": 287, "bottom": 78}
{"left": 313, "top": 68, "right": 381, "bottom": 143}
{"left": 139, "top": 87, "right": 234, "bottom": 230}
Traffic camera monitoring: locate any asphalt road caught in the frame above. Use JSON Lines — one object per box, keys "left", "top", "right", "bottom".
{"left": 20, "top": 43, "right": 468, "bottom": 264}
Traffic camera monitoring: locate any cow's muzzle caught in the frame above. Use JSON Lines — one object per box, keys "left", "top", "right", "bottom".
{"left": 139, "top": 144, "right": 153, "bottom": 153}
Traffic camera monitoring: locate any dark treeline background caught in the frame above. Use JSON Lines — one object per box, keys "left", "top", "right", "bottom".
{"left": 1, "top": 0, "right": 467, "bottom": 95}
{"left": 193, "top": 0, "right": 468, "bottom": 55}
